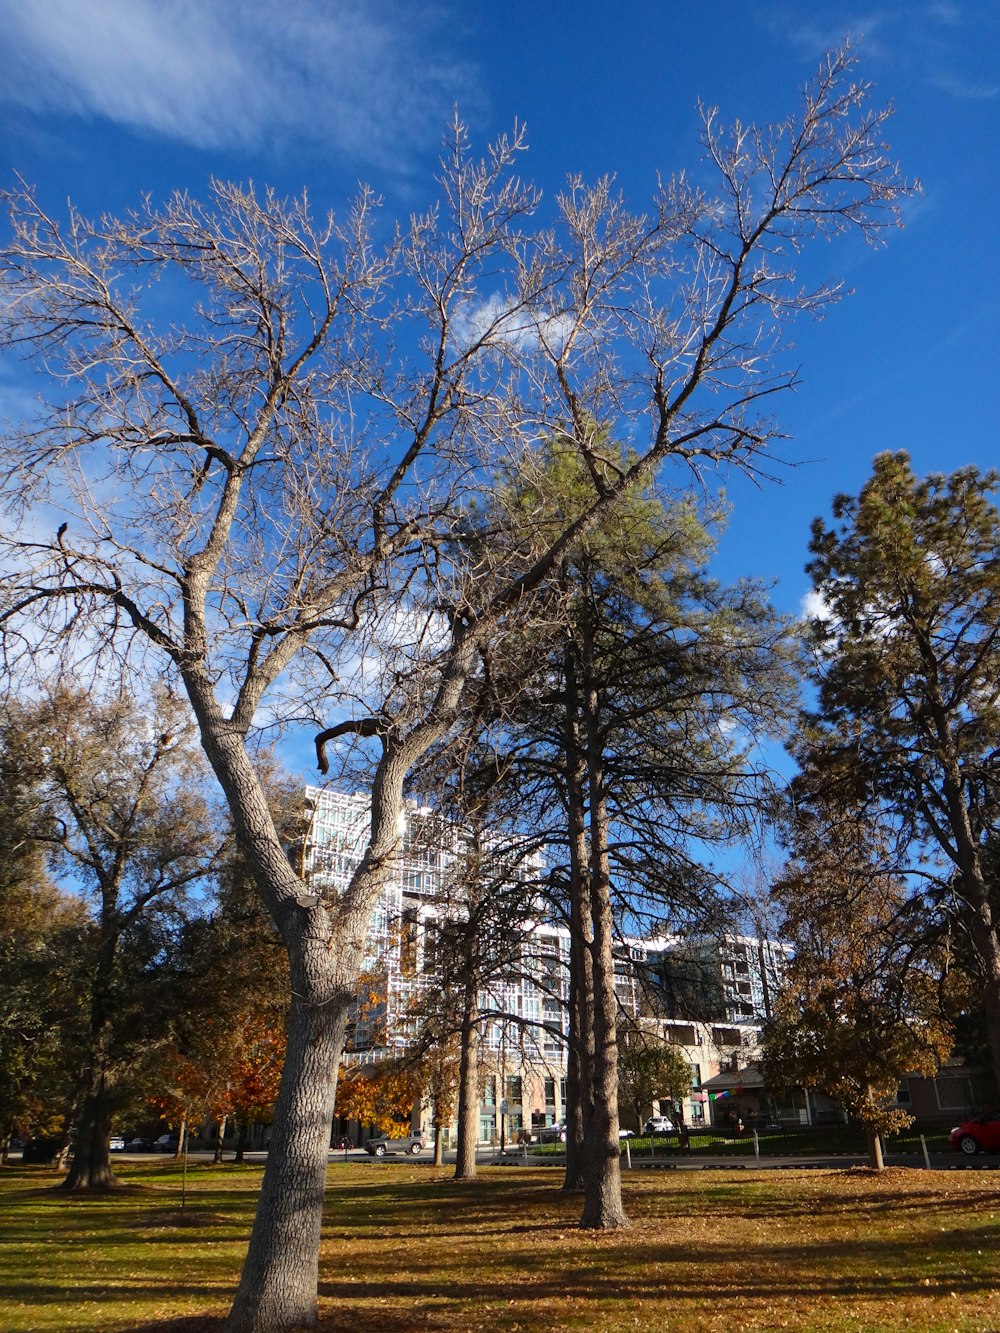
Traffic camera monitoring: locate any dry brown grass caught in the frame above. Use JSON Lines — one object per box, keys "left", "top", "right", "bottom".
{"left": 2, "top": 1160, "right": 998, "bottom": 1331}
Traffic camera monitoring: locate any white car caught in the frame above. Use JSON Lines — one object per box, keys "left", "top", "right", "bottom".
{"left": 644, "top": 1116, "right": 675, "bottom": 1134}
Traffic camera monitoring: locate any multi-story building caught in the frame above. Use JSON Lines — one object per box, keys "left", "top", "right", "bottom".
{"left": 653, "top": 933, "right": 788, "bottom": 1025}
{"left": 302, "top": 785, "right": 786, "bottom": 1139}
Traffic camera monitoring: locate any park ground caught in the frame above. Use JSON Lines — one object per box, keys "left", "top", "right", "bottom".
{"left": 2, "top": 1161, "right": 999, "bottom": 1332}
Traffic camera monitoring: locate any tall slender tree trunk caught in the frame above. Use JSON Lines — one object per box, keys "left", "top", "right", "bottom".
{"left": 963, "top": 903, "right": 1000, "bottom": 1096}
{"left": 926, "top": 698, "right": 1000, "bottom": 1094}
{"left": 562, "top": 647, "right": 593, "bottom": 1194}
{"left": 454, "top": 977, "right": 480, "bottom": 1181}
{"left": 579, "top": 611, "right": 628, "bottom": 1230}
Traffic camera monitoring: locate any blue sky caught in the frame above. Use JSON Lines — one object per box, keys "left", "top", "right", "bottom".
{"left": 1, "top": 0, "right": 997, "bottom": 625}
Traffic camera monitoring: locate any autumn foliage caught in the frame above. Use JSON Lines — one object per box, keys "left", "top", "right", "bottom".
{"left": 334, "top": 1061, "right": 419, "bottom": 1136}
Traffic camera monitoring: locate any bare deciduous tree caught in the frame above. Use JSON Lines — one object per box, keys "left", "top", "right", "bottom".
{"left": 0, "top": 49, "right": 908, "bottom": 1333}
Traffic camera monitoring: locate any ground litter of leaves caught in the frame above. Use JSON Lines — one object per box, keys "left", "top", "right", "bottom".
{"left": 2, "top": 1161, "right": 998, "bottom": 1332}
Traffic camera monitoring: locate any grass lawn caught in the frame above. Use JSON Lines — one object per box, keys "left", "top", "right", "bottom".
{"left": 2, "top": 1160, "right": 999, "bottom": 1332}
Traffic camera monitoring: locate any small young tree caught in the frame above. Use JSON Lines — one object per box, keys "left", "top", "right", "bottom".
{"left": 414, "top": 1036, "right": 461, "bottom": 1166}
{"left": 618, "top": 1037, "right": 693, "bottom": 1130}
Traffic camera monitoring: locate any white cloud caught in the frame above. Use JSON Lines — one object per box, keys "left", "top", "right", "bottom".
{"left": 451, "top": 292, "right": 576, "bottom": 358}
{"left": 0, "top": 0, "right": 474, "bottom": 169}
{"left": 800, "top": 588, "right": 833, "bottom": 622}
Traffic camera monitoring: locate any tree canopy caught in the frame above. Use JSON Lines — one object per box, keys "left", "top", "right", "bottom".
{"left": 799, "top": 451, "right": 1000, "bottom": 1090}
{"left": 0, "top": 47, "right": 910, "bottom": 1332}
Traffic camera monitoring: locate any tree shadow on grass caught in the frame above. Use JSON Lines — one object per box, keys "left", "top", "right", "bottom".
{"left": 128, "top": 1314, "right": 450, "bottom": 1333}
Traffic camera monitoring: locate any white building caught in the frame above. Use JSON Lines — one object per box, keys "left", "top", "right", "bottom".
{"left": 302, "top": 786, "right": 786, "bottom": 1137}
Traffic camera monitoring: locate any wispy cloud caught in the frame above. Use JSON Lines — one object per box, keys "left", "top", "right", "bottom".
{"left": 772, "top": 3, "right": 999, "bottom": 106}
{"left": 925, "top": 1, "right": 961, "bottom": 23}
{"left": 0, "top": 0, "right": 475, "bottom": 170}
{"left": 926, "top": 70, "right": 999, "bottom": 101}
{"left": 774, "top": 12, "right": 889, "bottom": 62}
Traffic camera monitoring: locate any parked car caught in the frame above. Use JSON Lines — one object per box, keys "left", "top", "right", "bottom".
{"left": 154, "top": 1134, "right": 180, "bottom": 1152}
{"left": 536, "top": 1122, "right": 567, "bottom": 1143}
{"left": 365, "top": 1134, "right": 424, "bottom": 1158}
{"left": 109, "top": 1135, "right": 126, "bottom": 1152}
{"left": 949, "top": 1110, "right": 1000, "bottom": 1155}
{"left": 644, "top": 1116, "right": 675, "bottom": 1135}
{"left": 125, "top": 1136, "right": 155, "bottom": 1152}
{"left": 618, "top": 1128, "right": 635, "bottom": 1139}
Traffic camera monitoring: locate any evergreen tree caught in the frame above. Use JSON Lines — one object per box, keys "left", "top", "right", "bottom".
{"left": 800, "top": 452, "right": 1000, "bottom": 1090}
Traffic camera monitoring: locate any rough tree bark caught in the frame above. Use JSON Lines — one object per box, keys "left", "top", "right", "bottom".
{"left": 561, "top": 644, "right": 594, "bottom": 1194}
{"left": 454, "top": 983, "right": 481, "bottom": 1181}
{"left": 578, "top": 609, "right": 628, "bottom": 1229}
{"left": 61, "top": 943, "right": 119, "bottom": 1191}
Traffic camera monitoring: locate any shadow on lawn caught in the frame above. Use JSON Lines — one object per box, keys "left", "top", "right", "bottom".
{"left": 128, "top": 1313, "right": 450, "bottom": 1332}
{"left": 312, "top": 1200, "right": 1000, "bottom": 1310}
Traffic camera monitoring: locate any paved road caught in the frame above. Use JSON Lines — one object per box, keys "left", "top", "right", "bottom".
{"left": 94, "top": 1146, "right": 999, "bottom": 1172}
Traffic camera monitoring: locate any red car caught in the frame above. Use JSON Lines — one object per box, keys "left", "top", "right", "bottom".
{"left": 949, "top": 1110, "right": 1000, "bottom": 1155}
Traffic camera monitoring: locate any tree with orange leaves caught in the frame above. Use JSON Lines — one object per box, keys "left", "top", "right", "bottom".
{"left": 334, "top": 1060, "right": 420, "bottom": 1138}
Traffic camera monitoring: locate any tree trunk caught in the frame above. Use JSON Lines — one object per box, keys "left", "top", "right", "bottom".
{"left": 433, "top": 1124, "right": 445, "bottom": 1167}
{"left": 923, "top": 694, "right": 1000, "bottom": 1095}
{"left": 579, "top": 612, "right": 628, "bottom": 1230}
{"left": 454, "top": 980, "right": 480, "bottom": 1181}
{"left": 226, "top": 990, "right": 348, "bottom": 1333}
{"left": 958, "top": 878, "right": 1000, "bottom": 1096}
{"left": 186, "top": 640, "right": 476, "bottom": 1330}
{"left": 563, "top": 929, "right": 591, "bottom": 1193}
{"left": 214, "top": 1115, "right": 228, "bottom": 1165}
{"left": 866, "top": 1127, "right": 885, "bottom": 1170}
{"left": 562, "top": 642, "right": 593, "bottom": 1194}
{"left": 186, "top": 718, "right": 355, "bottom": 1333}
{"left": 61, "top": 1078, "right": 118, "bottom": 1190}
{"left": 62, "top": 921, "right": 121, "bottom": 1190}
{"left": 234, "top": 1119, "right": 248, "bottom": 1164}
